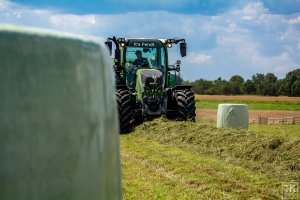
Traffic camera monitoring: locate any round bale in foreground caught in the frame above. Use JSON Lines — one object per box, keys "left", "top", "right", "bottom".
{"left": 0, "top": 25, "right": 121, "bottom": 200}
{"left": 217, "top": 104, "right": 249, "bottom": 129}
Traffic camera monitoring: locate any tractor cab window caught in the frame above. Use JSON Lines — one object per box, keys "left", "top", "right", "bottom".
{"left": 125, "top": 47, "right": 166, "bottom": 87}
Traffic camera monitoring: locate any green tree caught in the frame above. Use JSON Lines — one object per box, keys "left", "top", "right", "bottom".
{"left": 276, "top": 79, "right": 289, "bottom": 96}
{"left": 265, "top": 73, "right": 277, "bottom": 84}
{"left": 229, "top": 75, "right": 244, "bottom": 95}
{"left": 186, "top": 79, "right": 214, "bottom": 94}
{"left": 285, "top": 69, "right": 300, "bottom": 96}
{"left": 263, "top": 73, "right": 278, "bottom": 96}
{"left": 213, "top": 77, "right": 227, "bottom": 95}
{"left": 291, "top": 80, "right": 300, "bottom": 96}
{"left": 221, "top": 82, "right": 233, "bottom": 95}
{"left": 243, "top": 80, "right": 256, "bottom": 94}
{"left": 252, "top": 73, "right": 265, "bottom": 95}
{"left": 229, "top": 75, "right": 244, "bottom": 84}
{"left": 182, "top": 68, "right": 300, "bottom": 96}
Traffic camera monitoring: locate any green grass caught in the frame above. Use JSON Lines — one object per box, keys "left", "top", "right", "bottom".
{"left": 121, "top": 118, "right": 300, "bottom": 199}
{"left": 249, "top": 123, "right": 300, "bottom": 138}
{"left": 122, "top": 137, "right": 281, "bottom": 199}
{"left": 196, "top": 99, "right": 300, "bottom": 110}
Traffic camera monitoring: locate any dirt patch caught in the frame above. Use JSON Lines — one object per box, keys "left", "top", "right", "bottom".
{"left": 195, "top": 95, "right": 300, "bottom": 102}
{"left": 196, "top": 109, "right": 300, "bottom": 122}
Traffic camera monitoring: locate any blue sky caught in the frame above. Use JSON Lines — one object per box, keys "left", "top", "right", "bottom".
{"left": 1, "top": 0, "right": 300, "bottom": 81}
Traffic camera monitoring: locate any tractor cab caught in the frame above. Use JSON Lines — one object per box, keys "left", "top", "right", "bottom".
{"left": 124, "top": 39, "right": 166, "bottom": 88}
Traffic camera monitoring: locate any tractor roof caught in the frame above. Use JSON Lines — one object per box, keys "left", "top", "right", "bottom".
{"left": 112, "top": 37, "right": 185, "bottom": 48}
{"left": 121, "top": 38, "right": 184, "bottom": 44}
{"left": 121, "top": 38, "right": 166, "bottom": 41}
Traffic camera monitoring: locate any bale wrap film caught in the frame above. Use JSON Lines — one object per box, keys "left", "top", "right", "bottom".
{"left": 0, "top": 25, "right": 121, "bottom": 200}
{"left": 217, "top": 104, "right": 249, "bottom": 129}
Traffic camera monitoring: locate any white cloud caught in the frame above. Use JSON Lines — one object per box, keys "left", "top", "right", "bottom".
{"left": 0, "top": 0, "right": 9, "bottom": 9}
{"left": 188, "top": 52, "right": 211, "bottom": 64}
{"left": 286, "top": 16, "right": 300, "bottom": 25}
{"left": 50, "top": 14, "right": 98, "bottom": 30}
{"left": 242, "top": 16, "right": 252, "bottom": 21}
{"left": 274, "top": 65, "right": 294, "bottom": 73}
{"left": 251, "top": 52, "right": 290, "bottom": 66}
{"left": 243, "top": 2, "right": 267, "bottom": 15}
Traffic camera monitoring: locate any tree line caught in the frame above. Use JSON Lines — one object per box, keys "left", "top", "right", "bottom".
{"left": 183, "top": 69, "right": 300, "bottom": 96}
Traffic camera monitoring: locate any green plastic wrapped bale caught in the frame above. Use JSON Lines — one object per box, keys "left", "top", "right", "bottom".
{"left": 0, "top": 24, "right": 121, "bottom": 200}
{"left": 217, "top": 104, "right": 249, "bottom": 129}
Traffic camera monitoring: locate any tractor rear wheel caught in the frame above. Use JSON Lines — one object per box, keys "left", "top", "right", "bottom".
{"left": 174, "top": 89, "right": 196, "bottom": 121}
{"left": 116, "top": 89, "right": 133, "bottom": 133}
{"left": 133, "top": 115, "right": 144, "bottom": 125}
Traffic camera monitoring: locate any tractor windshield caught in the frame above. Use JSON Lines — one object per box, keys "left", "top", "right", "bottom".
{"left": 125, "top": 46, "right": 166, "bottom": 87}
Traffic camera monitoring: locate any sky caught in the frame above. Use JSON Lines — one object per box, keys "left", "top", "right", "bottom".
{"left": 0, "top": 0, "right": 300, "bottom": 81}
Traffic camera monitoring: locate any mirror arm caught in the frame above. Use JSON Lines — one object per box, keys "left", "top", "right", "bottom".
{"left": 175, "top": 39, "right": 185, "bottom": 44}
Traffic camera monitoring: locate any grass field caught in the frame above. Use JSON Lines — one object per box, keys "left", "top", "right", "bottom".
{"left": 195, "top": 95, "right": 300, "bottom": 102}
{"left": 121, "top": 118, "right": 300, "bottom": 199}
{"left": 195, "top": 99, "right": 300, "bottom": 111}
{"left": 250, "top": 124, "right": 300, "bottom": 138}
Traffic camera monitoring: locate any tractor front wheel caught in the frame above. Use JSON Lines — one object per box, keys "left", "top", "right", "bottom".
{"left": 174, "top": 89, "right": 196, "bottom": 121}
{"left": 116, "top": 89, "right": 133, "bottom": 133}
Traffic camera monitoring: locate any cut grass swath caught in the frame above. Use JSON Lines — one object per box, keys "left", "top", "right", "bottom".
{"left": 121, "top": 118, "right": 300, "bottom": 199}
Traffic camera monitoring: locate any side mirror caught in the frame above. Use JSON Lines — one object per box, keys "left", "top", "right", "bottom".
{"left": 180, "top": 42, "right": 187, "bottom": 57}
{"left": 105, "top": 41, "right": 112, "bottom": 56}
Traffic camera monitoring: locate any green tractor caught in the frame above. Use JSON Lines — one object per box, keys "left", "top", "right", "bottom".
{"left": 105, "top": 37, "right": 195, "bottom": 133}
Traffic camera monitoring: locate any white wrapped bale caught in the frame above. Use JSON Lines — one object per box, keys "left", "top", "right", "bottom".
{"left": 0, "top": 24, "right": 121, "bottom": 200}
{"left": 217, "top": 104, "right": 249, "bottom": 129}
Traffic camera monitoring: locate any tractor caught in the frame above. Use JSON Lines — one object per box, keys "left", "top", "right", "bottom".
{"left": 105, "top": 37, "right": 195, "bottom": 133}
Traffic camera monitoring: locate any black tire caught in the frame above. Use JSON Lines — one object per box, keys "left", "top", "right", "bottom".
{"left": 174, "top": 89, "right": 196, "bottom": 121}
{"left": 133, "top": 115, "right": 143, "bottom": 125}
{"left": 165, "top": 110, "right": 177, "bottom": 120}
{"left": 116, "top": 89, "right": 133, "bottom": 133}
{"left": 166, "top": 112, "right": 176, "bottom": 120}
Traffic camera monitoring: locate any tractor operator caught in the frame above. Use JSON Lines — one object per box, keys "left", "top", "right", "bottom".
{"left": 133, "top": 50, "right": 149, "bottom": 67}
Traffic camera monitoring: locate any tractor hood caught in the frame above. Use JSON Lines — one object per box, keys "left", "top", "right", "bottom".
{"left": 135, "top": 69, "right": 164, "bottom": 100}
